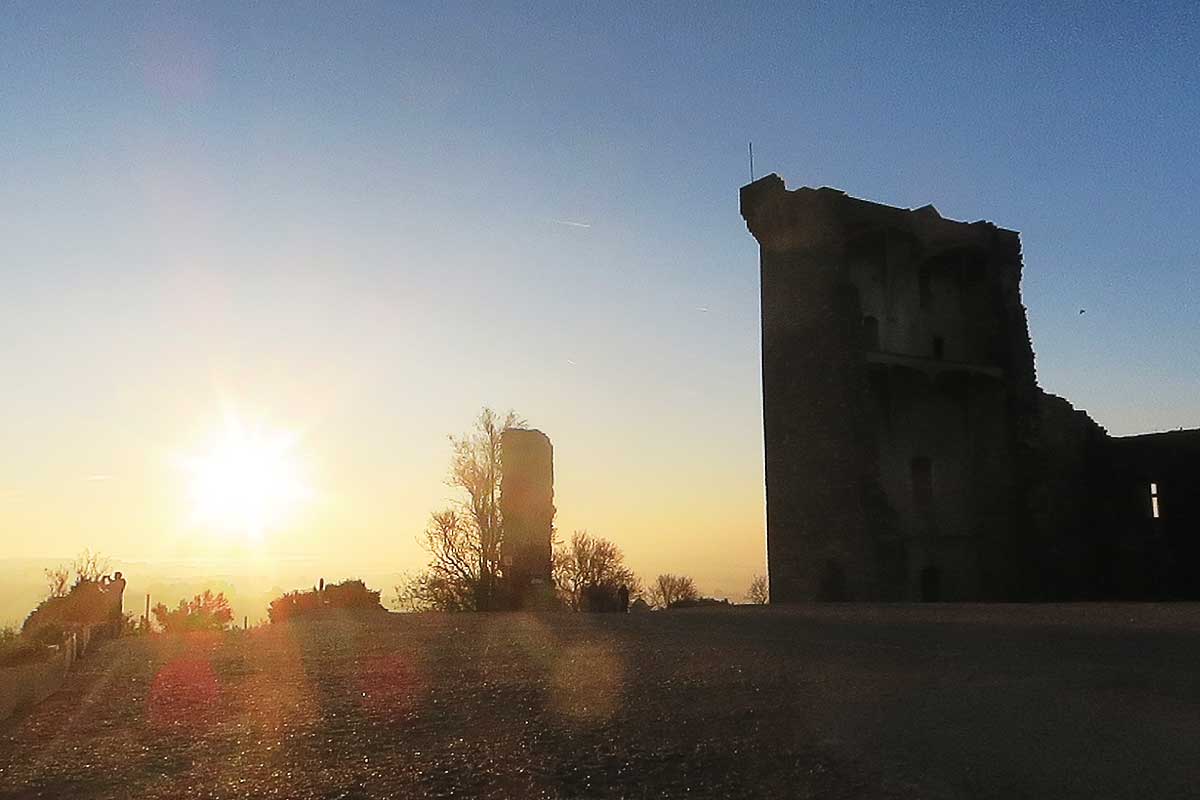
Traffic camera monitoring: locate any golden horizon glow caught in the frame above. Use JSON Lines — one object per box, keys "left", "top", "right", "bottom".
{"left": 181, "top": 418, "right": 310, "bottom": 543}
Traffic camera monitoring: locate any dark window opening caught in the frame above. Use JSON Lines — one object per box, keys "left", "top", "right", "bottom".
{"left": 919, "top": 267, "right": 932, "bottom": 309}
{"left": 932, "top": 335, "right": 945, "bottom": 360}
{"left": 862, "top": 315, "right": 880, "bottom": 350}
{"left": 911, "top": 456, "right": 933, "bottom": 511}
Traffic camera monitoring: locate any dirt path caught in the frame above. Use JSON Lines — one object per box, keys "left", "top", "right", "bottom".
{"left": 1, "top": 605, "right": 1198, "bottom": 798}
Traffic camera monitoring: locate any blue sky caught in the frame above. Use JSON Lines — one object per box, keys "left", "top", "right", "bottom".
{"left": 1, "top": 2, "right": 1197, "bottom": 588}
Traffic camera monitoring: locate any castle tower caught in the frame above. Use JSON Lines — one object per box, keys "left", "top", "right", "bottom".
{"left": 741, "top": 175, "right": 1036, "bottom": 602}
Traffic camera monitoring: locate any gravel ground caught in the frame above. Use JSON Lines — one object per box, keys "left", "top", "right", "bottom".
{"left": 1, "top": 604, "right": 1198, "bottom": 799}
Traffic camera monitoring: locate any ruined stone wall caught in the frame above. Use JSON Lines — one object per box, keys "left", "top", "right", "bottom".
{"left": 1103, "top": 430, "right": 1200, "bottom": 598}
{"left": 499, "top": 429, "right": 555, "bottom": 607}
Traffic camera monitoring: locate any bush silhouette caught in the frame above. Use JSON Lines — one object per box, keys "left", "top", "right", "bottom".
{"left": 23, "top": 578, "right": 121, "bottom": 637}
{"left": 0, "top": 626, "right": 46, "bottom": 668}
{"left": 268, "top": 579, "right": 384, "bottom": 623}
{"left": 153, "top": 590, "right": 234, "bottom": 633}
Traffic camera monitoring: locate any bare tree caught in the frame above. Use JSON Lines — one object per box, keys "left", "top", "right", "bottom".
{"left": 447, "top": 407, "right": 524, "bottom": 610}
{"left": 402, "top": 408, "right": 525, "bottom": 611}
{"left": 395, "top": 570, "right": 470, "bottom": 613}
{"left": 44, "top": 566, "right": 70, "bottom": 598}
{"left": 393, "top": 575, "right": 430, "bottom": 612}
{"left": 72, "top": 549, "right": 111, "bottom": 583}
{"left": 42, "top": 549, "right": 110, "bottom": 599}
{"left": 746, "top": 574, "right": 769, "bottom": 605}
{"left": 553, "top": 530, "right": 640, "bottom": 610}
{"left": 650, "top": 574, "right": 698, "bottom": 609}
{"left": 399, "top": 509, "right": 483, "bottom": 611}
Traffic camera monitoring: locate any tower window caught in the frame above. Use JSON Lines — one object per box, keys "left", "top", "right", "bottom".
{"left": 919, "top": 267, "right": 932, "bottom": 309}
{"left": 932, "top": 336, "right": 945, "bottom": 360}
{"left": 1150, "top": 482, "right": 1160, "bottom": 519}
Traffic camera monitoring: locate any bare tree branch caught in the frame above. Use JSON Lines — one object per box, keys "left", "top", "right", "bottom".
{"left": 650, "top": 574, "right": 698, "bottom": 609}
{"left": 553, "top": 530, "right": 640, "bottom": 610}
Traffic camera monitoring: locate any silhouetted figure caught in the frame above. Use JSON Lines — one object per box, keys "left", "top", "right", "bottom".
{"left": 617, "top": 584, "right": 630, "bottom": 614}
{"left": 108, "top": 571, "right": 126, "bottom": 632}
{"left": 319, "top": 578, "right": 325, "bottom": 592}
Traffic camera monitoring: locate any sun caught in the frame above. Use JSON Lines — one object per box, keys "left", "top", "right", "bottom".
{"left": 182, "top": 420, "right": 310, "bottom": 541}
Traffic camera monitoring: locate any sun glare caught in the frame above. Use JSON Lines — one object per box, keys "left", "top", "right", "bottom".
{"left": 183, "top": 422, "right": 309, "bottom": 541}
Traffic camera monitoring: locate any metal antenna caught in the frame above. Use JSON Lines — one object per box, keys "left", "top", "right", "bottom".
{"left": 749, "top": 141, "right": 755, "bottom": 182}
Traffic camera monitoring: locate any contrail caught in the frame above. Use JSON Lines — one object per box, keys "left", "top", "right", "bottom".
{"left": 550, "top": 218, "right": 592, "bottom": 229}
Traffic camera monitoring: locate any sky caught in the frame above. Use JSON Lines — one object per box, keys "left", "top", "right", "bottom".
{"left": 2, "top": 2, "right": 1198, "bottom": 602}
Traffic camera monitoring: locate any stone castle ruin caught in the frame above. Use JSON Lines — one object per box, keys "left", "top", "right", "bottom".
{"left": 741, "top": 174, "right": 1199, "bottom": 602}
{"left": 499, "top": 428, "right": 555, "bottom": 608}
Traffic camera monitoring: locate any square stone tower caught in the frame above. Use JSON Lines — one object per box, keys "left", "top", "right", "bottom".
{"left": 741, "top": 175, "right": 1038, "bottom": 602}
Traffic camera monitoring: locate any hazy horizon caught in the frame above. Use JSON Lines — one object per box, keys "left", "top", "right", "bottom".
{"left": 0, "top": 549, "right": 759, "bottom": 630}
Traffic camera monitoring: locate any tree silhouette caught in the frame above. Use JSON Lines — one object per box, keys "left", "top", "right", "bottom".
{"left": 448, "top": 407, "right": 523, "bottom": 610}
{"left": 153, "top": 590, "right": 233, "bottom": 633}
{"left": 401, "top": 408, "right": 524, "bottom": 611}
{"left": 553, "top": 530, "right": 640, "bottom": 610}
{"left": 72, "top": 549, "right": 110, "bottom": 584}
{"left": 650, "top": 574, "right": 698, "bottom": 609}
{"left": 746, "top": 574, "right": 769, "bottom": 605}
{"left": 42, "top": 549, "right": 111, "bottom": 599}
{"left": 43, "top": 566, "right": 70, "bottom": 599}
{"left": 399, "top": 509, "right": 486, "bottom": 611}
